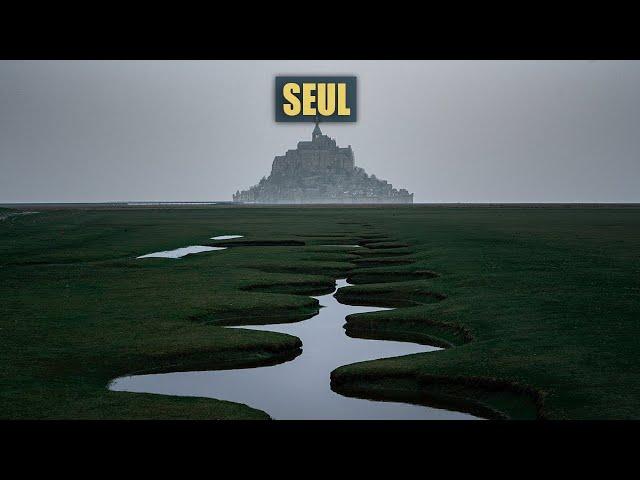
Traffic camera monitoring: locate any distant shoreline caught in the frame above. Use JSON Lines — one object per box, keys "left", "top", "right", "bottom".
{"left": 1, "top": 202, "right": 640, "bottom": 210}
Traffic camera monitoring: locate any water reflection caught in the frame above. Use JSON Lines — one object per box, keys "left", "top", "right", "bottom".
{"left": 137, "top": 245, "right": 226, "bottom": 259}
{"left": 111, "top": 280, "right": 477, "bottom": 420}
{"left": 211, "top": 235, "right": 244, "bottom": 240}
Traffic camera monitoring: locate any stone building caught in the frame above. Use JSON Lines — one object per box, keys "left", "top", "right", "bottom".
{"left": 233, "top": 122, "right": 413, "bottom": 204}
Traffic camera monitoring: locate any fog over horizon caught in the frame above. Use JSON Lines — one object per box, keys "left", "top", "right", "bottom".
{"left": 1, "top": 60, "right": 639, "bottom": 203}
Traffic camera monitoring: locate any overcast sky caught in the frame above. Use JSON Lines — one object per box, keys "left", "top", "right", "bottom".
{"left": 1, "top": 60, "right": 639, "bottom": 203}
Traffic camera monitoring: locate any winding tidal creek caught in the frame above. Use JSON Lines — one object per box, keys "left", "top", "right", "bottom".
{"left": 110, "top": 279, "right": 478, "bottom": 420}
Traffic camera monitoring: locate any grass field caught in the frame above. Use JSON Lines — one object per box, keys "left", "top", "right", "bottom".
{"left": 1, "top": 205, "right": 639, "bottom": 419}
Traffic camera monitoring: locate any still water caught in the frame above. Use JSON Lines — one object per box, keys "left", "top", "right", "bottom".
{"left": 137, "top": 245, "right": 226, "bottom": 259}
{"left": 211, "top": 235, "right": 244, "bottom": 240}
{"left": 110, "top": 280, "right": 478, "bottom": 420}
{"left": 319, "top": 244, "right": 362, "bottom": 248}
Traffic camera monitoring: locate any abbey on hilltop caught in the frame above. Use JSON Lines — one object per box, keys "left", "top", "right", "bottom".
{"left": 233, "top": 122, "right": 413, "bottom": 204}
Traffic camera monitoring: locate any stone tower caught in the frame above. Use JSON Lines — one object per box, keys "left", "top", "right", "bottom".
{"left": 312, "top": 117, "right": 322, "bottom": 141}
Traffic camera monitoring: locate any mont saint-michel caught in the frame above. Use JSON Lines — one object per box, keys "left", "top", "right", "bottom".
{"left": 233, "top": 123, "right": 413, "bottom": 204}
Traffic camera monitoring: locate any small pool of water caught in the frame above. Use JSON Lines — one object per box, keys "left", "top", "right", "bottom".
{"left": 211, "top": 235, "right": 244, "bottom": 240}
{"left": 137, "top": 245, "right": 226, "bottom": 259}
{"left": 319, "top": 244, "right": 361, "bottom": 248}
{"left": 110, "top": 279, "right": 478, "bottom": 420}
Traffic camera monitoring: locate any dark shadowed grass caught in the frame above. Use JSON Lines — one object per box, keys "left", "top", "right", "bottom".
{"left": 0, "top": 206, "right": 361, "bottom": 419}
{"left": 331, "top": 205, "right": 640, "bottom": 419}
{"left": 1, "top": 205, "right": 640, "bottom": 419}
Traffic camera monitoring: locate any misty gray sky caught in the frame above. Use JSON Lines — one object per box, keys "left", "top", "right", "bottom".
{"left": 1, "top": 60, "right": 639, "bottom": 203}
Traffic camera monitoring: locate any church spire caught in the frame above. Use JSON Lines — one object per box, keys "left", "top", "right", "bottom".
{"left": 312, "top": 115, "right": 322, "bottom": 140}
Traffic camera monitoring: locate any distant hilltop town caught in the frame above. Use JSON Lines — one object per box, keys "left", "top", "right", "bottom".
{"left": 233, "top": 122, "right": 413, "bottom": 204}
